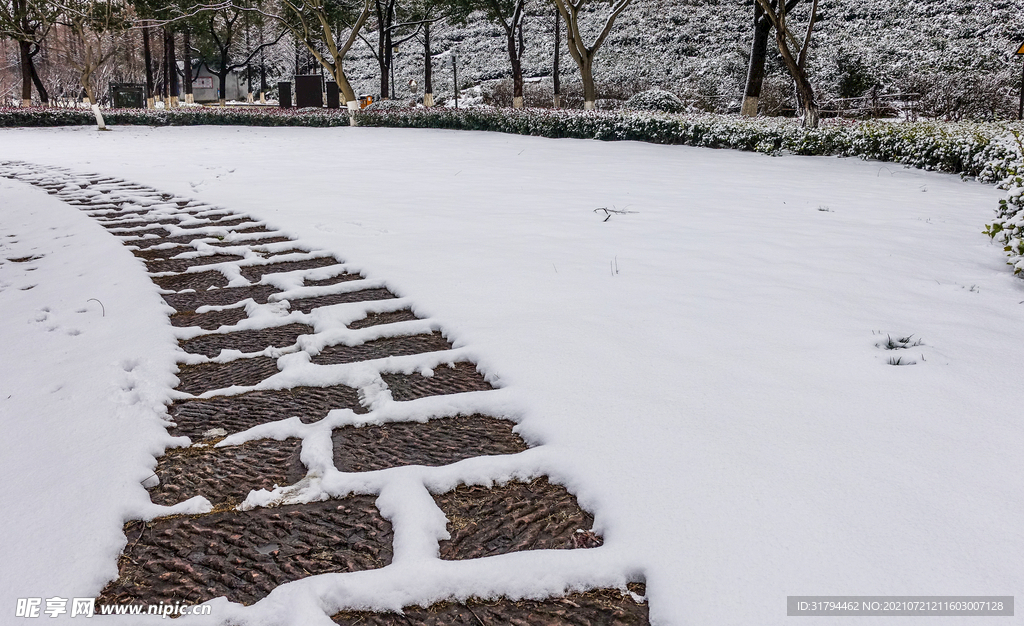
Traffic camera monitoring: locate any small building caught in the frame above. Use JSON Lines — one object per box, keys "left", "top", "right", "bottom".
{"left": 188, "top": 64, "right": 247, "bottom": 103}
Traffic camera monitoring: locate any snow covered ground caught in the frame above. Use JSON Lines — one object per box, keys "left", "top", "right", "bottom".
{"left": 1, "top": 126, "right": 1021, "bottom": 625}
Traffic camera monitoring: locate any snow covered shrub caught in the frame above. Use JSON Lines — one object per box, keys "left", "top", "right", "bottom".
{"left": 482, "top": 80, "right": 553, "bottom": 108}
{"left": 0, "top": 106, "right": 353, "bottom": 128}
{"left": 365, "top": 99, "right": 414, "bottom": 111}
{"left": 906, "top": 72, "right": 1020, "bottom": 122}
{"left": 984, "top": 132, "right": 1024, "bottom": 274}
{"left": 624, "top": 88, "right": 685, "bottom": 113}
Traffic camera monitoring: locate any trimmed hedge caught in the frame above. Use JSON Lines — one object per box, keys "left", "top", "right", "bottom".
{"left": 3, "top": 105, "right": 1023, "bottom": 274}
{"left": 0, "top": 106, "right": 353, "bottom": 128}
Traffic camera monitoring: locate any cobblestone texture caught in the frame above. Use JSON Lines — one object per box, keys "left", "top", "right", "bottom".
{"left": 129, "top": 234, "right": 205, "bottom": 249}
{"left": 162, "top": 284, "right": 281, "bottom": 313}
{"left": 153, "top": 270, "right": 229, "bottom": 292}
{"left": 169, "top": 306, "right": 248, "bottom": 331}
{"left": 304, "top": 272, "right": 365, "bottom": 287}
{"left": 332, "top": 585, "right": 649, "bottom": 626}
{"left": 312, "top": 332, "right": 451, "bottom": 365}
{"left": 332, "top": 415, "right": 527, "bottom": 472}
{"left": 209, "top": 235, "right": 291, "bottom": 247}
{"left": 348, "top": 308, "right": 420, "bottom": 329}
{"left": 174, "top": 356, "right": 280, "bottom": 395}
{"left": 382, "top": 362, "right": 494, "bottom": 401}
{"left": 239, "top": 257, "right": 341, "bottom": 282}
{"left": 145, "top": 253, "right": 245, "bottom": 274}
{"left": 180, "top": 323, "right": 313, "bottom": 357}
{"left": 286, "top": 287, "right": 397, "bottom": 314}
{"left": 99, "top": 498, "right": 393, "bottom": 606}
{"left": 168, "top": 385, "right": 366, "bottom": 439}
{"left": 149, "top": 438, "right": 306, "bottom": 506}
{"left": 434, "top": 478, "right": 601, "bottom": 560}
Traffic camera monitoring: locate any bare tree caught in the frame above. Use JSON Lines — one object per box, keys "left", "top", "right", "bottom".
{"left": 443, "top": 0, "right": 526, "bottom": 108}
{"left": 551, "top": 6, "right": 559, "bottom": 107}
{"left": 0, "top": 0, "right": 54, "bottom": 106}
{"left": 753, "top": 0, "right": 819, "bottom": 127}
{"left": 196, "top": 2, "right": 284, "bottom": 105}
{"left": 52, "top": 0, "right": 128, "bottom": 128}
{"left": 251, "top": 0, "right": 371, "bottom": 117}
{"left": 550, "top": 0, "right": 632, "bottom": 110}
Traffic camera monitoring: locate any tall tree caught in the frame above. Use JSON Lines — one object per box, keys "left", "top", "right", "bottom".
{"left": 551, "top": 0, "right": 633, "bottom": 110}
{"left": 753, "top": 0, "right": 819, "bottom": 126}
{"left": 182, "top": 23, "right": 193, "bottom": 103}
{"left": 54, "top": 0, "right": 129, "bottom": 128}
{"left": 444, "top": 0, "right": 525, "bottom": 107}
{"left": 421, "top": 19, "right": 431, "bottom": 104}
{"left": 196, "top": 2, "right": 284, "bottom": 105}
{"left": 0, "top": 0, "right": 54, "bottom": 106}
{"left": 141, "top": 21, "right": 155, "bottom": 105}
{"left": 371, "top": 0, "right": 395, "bottom": 98}
{"left": 165, "top": 26, "right": 178, "bottom": 105}
{"left": 741, "top": 0, "right": 799, "bottom": 117}
{"left": 253, "top": 0, "right": 372, "bottom": 115}
{"left": 359, "top": 0, "right": 434, "bottom": 100}
{"left": 551, "top": 7, "right": 559, "bottom": 107}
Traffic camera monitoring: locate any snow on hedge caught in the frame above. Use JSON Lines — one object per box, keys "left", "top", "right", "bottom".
{"left": 983, "top": 132, "right": 1024, "bottom": 274}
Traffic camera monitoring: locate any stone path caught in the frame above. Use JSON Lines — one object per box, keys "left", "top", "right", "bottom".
{"left": 0, "top": 161, "right": 649, "bottom": 624}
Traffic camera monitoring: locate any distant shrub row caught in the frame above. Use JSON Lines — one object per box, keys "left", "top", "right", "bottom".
{"left": 0, "top": 106, "right": 353, "bottom": 128}
{"left": 2, "top": 105, "right": 1022, "bottom": 274}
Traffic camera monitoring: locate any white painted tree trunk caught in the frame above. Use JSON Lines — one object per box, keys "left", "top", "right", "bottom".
{"left": 22, "top": 99, "right": 31, "bottom": 108}
{"left": 91, "top": 104, "right": 108, "bottom": 131}
{"left": 740, "top": 95, "right": 758, "bottom": 117}
{"left": 347, "top": 100, "right": 360, "bottom": 126}
{"left": 513, "top": 96, "right": 524, "bottom": 109}
{"left": 424, "top": 92, "right": 434, "bottom": 107}
{"left": 584, "top": 100, "right": 595, "bottom": 110}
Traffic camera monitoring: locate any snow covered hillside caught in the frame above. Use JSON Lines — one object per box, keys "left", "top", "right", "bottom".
{"left": 344, "top": 0, "right": 1024, "bottom": 114}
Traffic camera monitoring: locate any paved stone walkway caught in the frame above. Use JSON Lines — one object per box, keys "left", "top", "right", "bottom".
{"left": 0, "top": 161, "right": 649, "bottom": 624}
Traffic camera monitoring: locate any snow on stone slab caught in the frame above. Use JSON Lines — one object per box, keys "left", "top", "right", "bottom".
{"left": 1, "top": 126, "right": 1022, "bottom": 625}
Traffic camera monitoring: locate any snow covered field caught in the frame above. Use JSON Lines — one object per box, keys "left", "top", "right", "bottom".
{"left": 1, "top": 126, "right": 1021, "bottom": 625}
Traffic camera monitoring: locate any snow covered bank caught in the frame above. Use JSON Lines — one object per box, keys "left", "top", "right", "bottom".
{"left": 0, "top": 176, "right": 200, "bottom": 613}
{"left": 1, "top": 126, "right": 1022, "bottom": 625}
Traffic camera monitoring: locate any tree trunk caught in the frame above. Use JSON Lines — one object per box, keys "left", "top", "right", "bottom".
{"left": 423, "top": 22, "right": 433, "bottom": 106}
{"left": 741, "top": 6, "right": 771, "bottom": 116}
{"left": 183, "top": 28, "right": 194, "bottom": 104}
{"left": 91, "top": 103, "right": 108, "bottom": 130}
{"left": 162, "top": 30, "right": 171, "bottom": 104}
{"left": 332, "top": 66, "right": 359, "bottom": 126}
{"left": 580, "top": 57, "right": 595, "bottom": 109}
{"left": 553, "top": 9, "right": 561, "bottom": 108}
{"left": 168, "top": 31, "right": 179, "bottom": 107}
{"left": 773, "top": 29, "right": 818, "bottom": 127}
{"left": 143, "top": 26, "right": 155, "bottom": 108}
{"left": 376, "top": 0, "right": 391, "bottom": 99}
{"left": 507, "top": 29, "right": 524, "bottom": 108}
{"left": 218, "top": 70, "right": 228, "bottom": 106}
{"left": 19, "top": 40, "right": 32, "bottom": 107}
{"left": 28, "top": 47, "right": 49, "bottom": 105}
{"left": 795, "top": 73, "right": 818, "bottom": 126}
